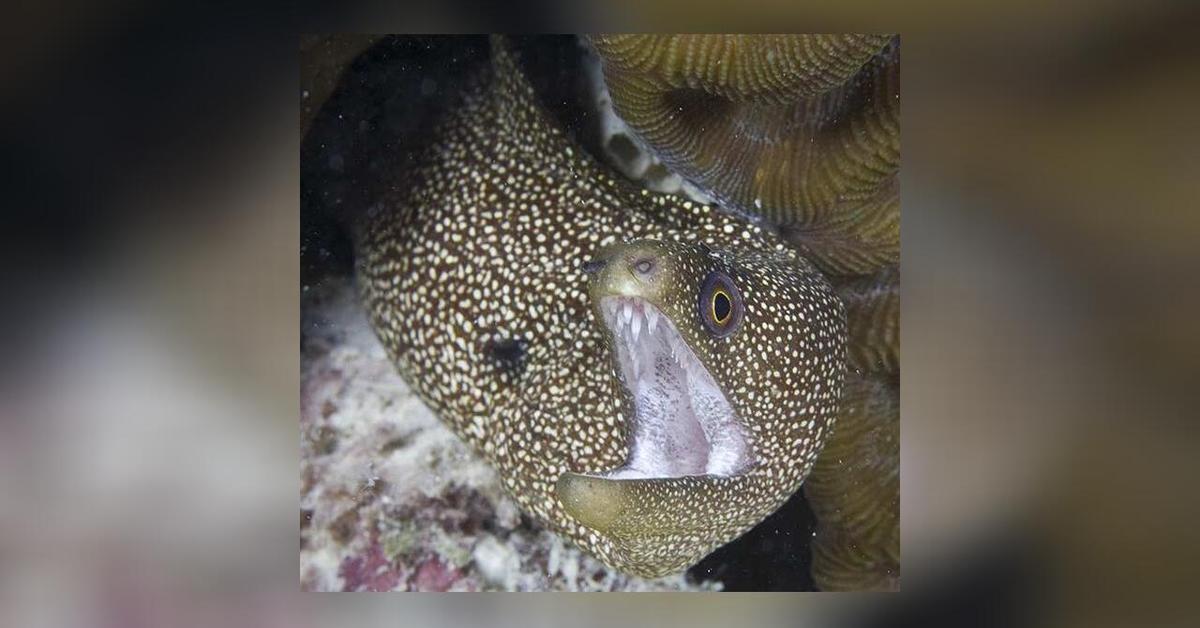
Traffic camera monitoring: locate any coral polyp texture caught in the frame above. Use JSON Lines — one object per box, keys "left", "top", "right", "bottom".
{"left": 590, "top": 34, "right": 900, "bottom": 277}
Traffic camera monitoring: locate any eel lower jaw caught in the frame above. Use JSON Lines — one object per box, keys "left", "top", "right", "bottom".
{"left": 588, "top": 295, "right": 753, "bottom": 481}
{"left": 557, "top": 295, "right": 755, "bottom": 536}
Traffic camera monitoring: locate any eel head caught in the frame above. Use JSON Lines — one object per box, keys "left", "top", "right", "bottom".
{"left": 557, "top": 239, "right": 848, "bottom": 576}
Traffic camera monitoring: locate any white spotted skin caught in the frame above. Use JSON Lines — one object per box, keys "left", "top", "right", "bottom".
{"left": 358, "top": 38, "right": 847, "bottom": 577}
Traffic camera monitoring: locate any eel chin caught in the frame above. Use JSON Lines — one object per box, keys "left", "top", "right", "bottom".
{"left": 556, "top": 295, "right": 756, "bottom": 538}
{"left": 596, "top": 295, "right": 751, "bottom": 479}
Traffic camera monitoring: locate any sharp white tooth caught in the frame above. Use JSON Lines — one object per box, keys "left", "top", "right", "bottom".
{"left": 631, "top": 313, "right": 641, "bottom": 341}
{"left": 623, "top": 303, "right": 633, "bottom": 325}
{"left": 646, "top": 308, "right": 658, "bottom": 334}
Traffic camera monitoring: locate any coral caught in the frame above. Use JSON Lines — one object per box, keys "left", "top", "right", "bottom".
{"left": 590, "top": 34, "right": 900, "bottom": 277}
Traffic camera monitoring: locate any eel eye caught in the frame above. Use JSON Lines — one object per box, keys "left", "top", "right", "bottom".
{"left": 712, "top": 289, "right": 732, "bottom": 324}
{"left": 699, "top": 271, "right": 744, "bottom": 338}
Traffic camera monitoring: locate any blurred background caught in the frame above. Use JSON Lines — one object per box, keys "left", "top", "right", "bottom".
{"left": 2, "top": 0, "right": 1198, "bottom": 624}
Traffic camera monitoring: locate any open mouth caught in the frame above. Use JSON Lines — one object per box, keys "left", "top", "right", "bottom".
{"left": 595, "top": 295, "right": 752, "bottom": 480}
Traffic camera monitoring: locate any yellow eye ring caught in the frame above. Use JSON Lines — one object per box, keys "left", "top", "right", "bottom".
{"left": 699, "top": 270, "right": 743, "bottom": 338}
{"left": 711, "top": 288, "right": 733, "bottom": 325}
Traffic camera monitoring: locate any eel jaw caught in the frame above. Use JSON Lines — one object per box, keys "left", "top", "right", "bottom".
{"left": 591, "top": 295, "right": 752, "bottom": 480}
{"left": 555, "top": 294, "right": 755, "bottom": 541}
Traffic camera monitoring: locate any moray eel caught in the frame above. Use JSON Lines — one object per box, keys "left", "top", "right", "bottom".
{"left": 358, "top": 37, "right": 847, "bottom": 577}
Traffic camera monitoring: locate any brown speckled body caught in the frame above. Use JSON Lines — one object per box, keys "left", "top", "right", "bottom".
{"left": 358, "top": 38, "right": 846, "bottom": 576}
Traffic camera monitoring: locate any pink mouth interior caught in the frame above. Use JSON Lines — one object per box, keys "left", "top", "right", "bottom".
{"left": 597, "top": 296, "right": 752, "bottom": 480}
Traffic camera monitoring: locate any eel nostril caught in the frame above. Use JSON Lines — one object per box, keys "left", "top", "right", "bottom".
{"left": 633, "top": 258, "right": 654, "bottom": 275}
